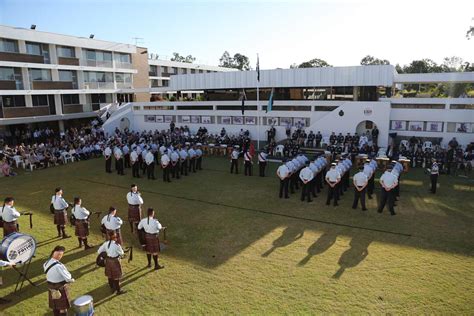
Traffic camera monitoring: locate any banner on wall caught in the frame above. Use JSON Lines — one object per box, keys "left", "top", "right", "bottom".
{"left": 156, "top": 115, "right": 164, "bottom": 123}
{"left": 144, "top": 115, "right": 156, "bottom": 122}
{"left": 182, "top": 116, "right": 190, "bottom": 123}
{"left": 408, "top": 121, "right": 424, "bottom": 131}
{"left": 391, "top": 120, "right": 406, "bottom": 130}
{"left": 294, "top": 117, "right": 307, "bottom": 127}
{"left": 191, "top": 116, "right": 200, "bottom": 124}
{"left": 245, "top": 117, "right": 256, "bottom": 125}
{"left": 456, "top": 122, "right": 472, "bottom": 133}
{"left": 426, "top": 121, "right": 442, "bottom": 132}
{"left": 280, "top": 117, "right": 292, "bottom": 126}
{"left": 266, "top": 117, "right": 278, "bottom": 126}
{"left": 201, "top": 116, "right": 212, "bottom": 124}
{"left": 222, "top": 116, "right": 231, "bottom": 124}
{"left": 233, "top": 116, "right": 243, "bottom": 125}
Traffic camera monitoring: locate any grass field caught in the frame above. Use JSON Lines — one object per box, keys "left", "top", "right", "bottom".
{"left": 0, "top": 157, "right": 473, "bottom": 315}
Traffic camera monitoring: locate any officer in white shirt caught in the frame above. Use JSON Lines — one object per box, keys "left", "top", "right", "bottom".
{"left": 195, "top": 144, "right": 203, "bottom": 170}
{"left": 188, "top": 145, "right": 197, "bottom": 173}
{"left": 299, "top": 161, "right": 314, "bottom": 203}
{"left": 145, "top": 150, "right": 156, "bottom": 180}
{"left": 123, "top": 144, "right": 130, "bottom": 168}
{"left": 230, "top": 145, "right": 240, "bottom": 174}
{"left": 325, "top": 163, "right": 341, "bottom": 206}
{"left": 114, "top": 146, "right": 124, "bottom": 175}
{"left": 170, "top": 149, "right": 180, "bottom": 179}
{"left": 43, "top": 245, "right": 74, "bottom": 315}
{"left": 71, "top": 197, "right": 92, "bottom": 249}
{"left": 130, "top": 149, "right": 140, "bottom": 178}
{"left": 367, "top": 158, "right": 377, "bottom": 199}
{"left": 352, "top": 166, "right": 369, "bottom": 211}
{"left": 97, "top": 234, "right": 126, "bottom": 295}
{"left": 161, "top": 152, "right": 171, "bottom": 182}
{"left": 137, "top": 208, "right": 165, "bottom": 270}
{"left": 104, "top": 145, "right": 112, "bottom": 173}
{"left": 1, "top": 197, "right": 20, "bottom": 237}
{"left": 141, "top": 147, "right": 148, "bottom": 176}
{"left": 179, "top": 146, "right": 189, "bottom": 176}
{"left": 244, "top": 149, "right": 253, "bottom": 176}
{"left": 430, "top": 159, "right": 439, "bottom": 194}
{"left": 377, "top": 165, "right": 398, "bottom": 215}
{"left": 258, "top": 150, "right": 268, "bottom": 177}
{"left": 101, "top": 207, "right": 124, "bottom": 245}
{"left": 126, "top": 184, "right": 144, "bottom": 233}
{"left": 309, "top": 160, "right": 319, "bottom": 198}
{"left": 277, "top": 159, "right": 290, "bottom": 199}
{"left": 51, "top": 188, "right": 70, "bottom": 239}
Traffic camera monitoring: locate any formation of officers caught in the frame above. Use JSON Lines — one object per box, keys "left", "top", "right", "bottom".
{"left": 104, "top": 141, "right": 204, "bottom": 182}
{"left": 29, "top": 183, "right": 166, "bottom": 315}
{"left": 276, "top": 154, "right": 404, "bottom": 215}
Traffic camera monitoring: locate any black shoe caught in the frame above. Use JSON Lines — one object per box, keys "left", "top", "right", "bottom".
{"left": 84, "top": 245, "right": 93, "bottom": 250}
{"left": 154, "top": 265, "right": 164, "bottom": 270}
{"left": 352, "top": 206, "right": 356, "bottom": 209}
{"left": 116, "top": 290, "right": 127, "bottom": 295}
{"left": 0, "top": 298, "right": 11, "bottom": 304}
{"left": 307, "top": 200, "right": 312, "bottom": 203}
{"left": 377, "top": 209, "right": 383, "bottom": 213}
{"left": 146, "top": 264, "right": 151, "bottom": 268}
{"left": 390, "top": 212, "right": 396, "bottom": 216}
{"left": 368, "top": 196, "right": 373, "bottom": 200}
{"left": 285, "top": 196, "right": 289, "bottom": 199}
{"left": 62, "top": 234, "right": 70, "bottom": 239}
{"left": 362, "top": 208, "right": 368, "bottom": 211}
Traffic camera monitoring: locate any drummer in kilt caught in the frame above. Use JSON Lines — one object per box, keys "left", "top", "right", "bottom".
{"left": 126, "top": 184, "right": 143, "bottom": 233}
{"left": 97, "top": 233, "right": 126, "bottom": 295}
{"left": 71, "top": 197, "right": 93, "bottom": 250}
{"left": 50, "top": 188, "right": 70, "bottom": 239}
{"left": 43, "top": 246, "right": 75, "bottom": 316}
{"left": 137, "top": 208, "right": 165, "bottom": 270}
{"left": 1, "top": 197, "right": 20, "bottom": 237}
{"left": 100, "top": 207, "right": 124, "bottom": 245}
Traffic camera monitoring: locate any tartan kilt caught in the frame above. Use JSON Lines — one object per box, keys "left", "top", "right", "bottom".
{"left": 54, "top": 210, "right": 68, "bottom": 226}
{"left": 74, "top": 219, "right": 89, "bottom": 238}
{"left": 105, "top": 257, "right": 122, "bottom": 279}
{"left": 3, "top": 221, "right": 18, "bottom": 236}
{"left": 145, "top": 233, "right": 161, "bottom": 253}
{"left": 48, "top": 282, "right": 71, "bottom": 310}
{"left": 128, "top": 204, "right": 141, "bottom": 222}
{"left": 106, "top": 229, "right": 123, "bottom": 245}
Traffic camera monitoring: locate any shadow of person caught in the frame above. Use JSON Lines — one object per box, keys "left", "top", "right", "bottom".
{"left": 332, "top": 234, "right": 372, "bottom": 279}
{"left": 298, "top": 231, "right": 337, "bottom": 266}
{"left": 262, "top": 225, "right": 304, "bottom": 257}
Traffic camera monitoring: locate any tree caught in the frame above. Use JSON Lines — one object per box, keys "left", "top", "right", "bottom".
{"left": 401, "top": 59, "right": 444, "bottom": 74}
{"left": 441, "top": 56, "right": 464, "bottom": 72}
{"left": 297, "top": 58, "right": 332, "bottom": 68}
{"left": 218, "top": 51, "right": 251, "bottom": 70}
{"left": 360, "top": 55, "right": 390, "bottom": 65}
{"left": 170, "top": 52, "right": 196, "bottom": 63}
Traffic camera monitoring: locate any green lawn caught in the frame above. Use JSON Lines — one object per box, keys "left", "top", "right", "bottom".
{"left": 0, "top": 157, "right": 473, "bottom": 315}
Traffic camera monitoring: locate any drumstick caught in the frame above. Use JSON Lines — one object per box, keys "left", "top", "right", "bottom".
{"left": 20, "top": 212, "right": 33, "bottom": 229}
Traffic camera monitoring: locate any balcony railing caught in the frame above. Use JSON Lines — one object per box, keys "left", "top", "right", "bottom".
{"left": 31, "top": 81, "right": 74, "bottom": 90}
{"left": 58, "top": 56, "right": 80, "bottom": 66}
{"left": 149, "top": 71, "right": 158, "bottom": 77}
{"left": 62, "top": 104, "right": 85, "bottom": 114}
{"left": 0, "top": 80, "right": 17, "bottom": 90}
{"left": 2, "top": 106, "right": 50, "bottom": 118}
{"left": 116, "top": 82, "right": 133, "bottom": 89}
{"left": 115, "top": 62, "right": 133, "bottom": 69}
{"left": 0, "top": 51, "right": 44, "bottom": 63}
{"left": 84, "top": 59, "right": 113, "bottom": 68}
{"left": 83, "top": 82, "right": 115, "bottom": 89}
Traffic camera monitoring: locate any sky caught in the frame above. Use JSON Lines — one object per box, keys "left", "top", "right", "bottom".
{"left": 0, "top": 0, "right": 473, "bottom": 69}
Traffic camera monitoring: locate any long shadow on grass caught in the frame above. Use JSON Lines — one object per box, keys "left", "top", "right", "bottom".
{"left": 262, "top": 226, "right": 304, "bottom": 257}
{"left": 332, "top": 234, "right": 372, "bottom": 279}
{"left": 298, "top": 230, "right": 338, "bottom": 266}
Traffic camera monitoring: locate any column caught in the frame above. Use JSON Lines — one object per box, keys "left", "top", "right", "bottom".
{"left": 58, "top": 120, "right": 65, "bottom": 132}
{"left": 353, "top": 86, "right": 359, "bottom": 101}
{"left": 54, "top": 94, "right": 63, "bottom": 115}
{"left": 49, "top": 44, "right": 58, "bottom": 64}
{"left": 18, "top": 40, "right": 27, "bottom": 54}
{"left": 75, "top": 47, "right": 83, "bottom": 65}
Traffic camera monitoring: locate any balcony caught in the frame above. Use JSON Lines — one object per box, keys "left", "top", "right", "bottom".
{"left": 83, "top": 82, "right": 115, "bottom": 89}
{"left": 161, "top": 72, "right": 172, "bottom": 77}
{"left": 0, "top": 51, "right": 44, "bottom": 64}
{"left": 31, "top": 81, "right": 74, "bottom": 90}
{"left": 58, "top": 56, "right": 80, "bottom": 66}
{"left": 84, "top": 60, "right": 113, "bottom": 68}
{"left": 149, "top": 71, "right": 158, "bottom": 77}
{"left": 116, "top": 82, "right": 133, "bottom": 89}
{"left": 62, "top": 104, "right": 86, "bottom": 114}
{"left": 0, "top": 80, "right": 17, "bottom": 90}
{"left": 115, "top": 62, "right": 133, "bottom": 69}
{"left": 2, "top": 106, "right": 50, "bottom": 118}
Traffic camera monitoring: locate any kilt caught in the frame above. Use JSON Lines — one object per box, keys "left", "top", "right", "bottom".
{"left": 3, "top": 221, "right": 18, "bottom": 236}
{"left": 48, "top": 281, "right": 71, "bottom": 310}
{"left": 145, "top": 233, "right": 161, "bottom": 253}
{"left": 74, "top": 219, "right": 89, "bottom": 238}
{"left": 105, "top": 257, "right": 122, "bottom": 279}
{"left": 106, "top": 229, "right": 123, "bottom": 245}
{"left": 128, "top": 204, "right": 141, "bottom": 222}
{"left": 54, "top": 210, "right": 68, "bottom": 226}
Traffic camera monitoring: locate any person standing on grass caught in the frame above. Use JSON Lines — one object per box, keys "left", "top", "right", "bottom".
{"left": 44, "top": 246, "right": 75, "bottom": 316}
{"left": 299, "top": 160, "right": 314, "bottom": 203}
{"left": 171, "top": 148, "right": 180, "bottom": 179}
{"left": 195, "top": 143, "right": 203, "bottom": 171}
{"left": 430, "top": 159, "right": 439, "bottom": 194}
{"left": 325, "top": 163, "right": 341, "bottom": 206}
{"left": 377, "top": 165, "right": 398, "bottom": 215}
{"left": 145, "top": 149, "right": 156, "bottom": 180}
{"left": 97, "top": 233, "right": 126, "bottom": 295}
{"left": 161, "top": 151, "right": 171, "bottom": 182}
{"left": 101, "top": 207, "right": 124, "bottom": 245}
{"left": 104, "top": 144, "right": 112, "bottom": 173}
{"left": 130, "top": 147, "right": 140, "bottom": 178}
{"left": 352, "top": 166, "right": 368, "bottom": 211}
{"left": 71, "top": 197, "right": 93, "bottom": 250}
{"left": 137, "top": 208, "right": 165, "bottom": 270}
{"left": 1, "top": 197, "right": 20, "bottom": 237}
{"left": 114, "top": 146, "right": 125, "bottom": 176}
{"left": 244, "top": 149, "right": 253, "bottom": 176}
{"left": 258, "top": 149, "right": 268, "bottom": 177}
{"left": 230, "top": 145, "right": 240, "bottom": 174}
{"left": 277, "top": 159, "right": 290, "bottom": 199}
{"left": 126, "top": 184, "right": 143, "bottom": 233}
{"left": 51, "top": 188, "right": 70, "bottom": 239}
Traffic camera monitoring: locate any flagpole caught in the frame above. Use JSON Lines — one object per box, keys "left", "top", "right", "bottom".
{"left": 256, "top": 54, "right": 260, "bottom": 150}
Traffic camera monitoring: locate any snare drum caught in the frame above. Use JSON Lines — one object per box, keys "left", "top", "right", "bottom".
{"left": 0, "top": 232, "right": 36, "bottom": 264}
{"left": 73, "top": 295, "right": 94, "bottom": 316}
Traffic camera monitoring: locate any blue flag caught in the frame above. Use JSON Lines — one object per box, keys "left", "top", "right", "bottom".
{"left": 256, "top": 54, "right": 260, "bottom": 82}
{"left": 266, "top": 88, "right": 274, "bottom": 113}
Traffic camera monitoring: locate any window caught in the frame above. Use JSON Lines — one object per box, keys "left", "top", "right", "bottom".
{"left": 149, "top": 65, "right": 157, "bottom": 76}
{"left": 29, "top": 69, "right": 52, "bottom": 81}
{"left": 1, "top": 95, "right": 26, "bottom": 107}
{"left": 0, "top": 38, "right": 19, "bottom": 53}
{"left": 32, "top": 95, "right": 49, "bottom": 106}
{"left": 172, "top": 67, "right": 178, "bottom": 74}
{"left": 62, "top": 94, "right": 80, "bottom": 105}
{"left": 115, "top": 73, "right": 132, "bottom": 83}
{"left": 115, "top": 53, "right": 131, "bottom": 63}
{"left": 391, "top": 104, "right": 445, "bottom": 109}
{"left": 26, "top": 42, "right": 41, "bottom": 55}
{"left": 162, "top": 66, "right": 168, "bottom": 74}
{"left": 84, "top": 71, "right": 113, "bottom": 82}
{"left": 57, "top": 46, "right": 75, "bottom": 58}
{"left": 450, "top": 104, "right": 474, "bottom": 110}
{"left": 86, "top": 50, "right": 96, "bottom": 60}
{"left": 150, "top": 79, "right": 159, "bottom": 87}
{"left": 0, "top": 67, "right": 15, "bottom": 80}
{"left": 182, "top": 68, "right": 187, "bottom": 74}
{"left": 162, "top": 80, "right": 169, "bottom": 87}
{"left": 59, "top": 70, "right": 77, "bottom": 88}
{"left": 191, "top": 69, "right": 195, "bottom": 74}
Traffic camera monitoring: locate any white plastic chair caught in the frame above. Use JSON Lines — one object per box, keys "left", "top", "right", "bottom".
{"left": 400, "top": 140, "right": 409, "bottom": 151}
{"left": 61, "top": 152, "right": 73, "bottom": 164}
{"left": 321, "top": 136, "right": 330, "bottom": 147}
{"left": 275, "top": 144, "right": 284, "bottom": 157}
{"left": 422, "top": 141, "right": 433, "bottom": 151}
{"left": 13, "top": 155, "right": 25, "bottom": 169}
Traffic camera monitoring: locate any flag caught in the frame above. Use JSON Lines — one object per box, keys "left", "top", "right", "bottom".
{"left": 256, "top": 54, "right": 260, "bottom": 82}
{"left": 239, "top": 89, "right": 247, "bottom": 115}
{"left": 266, "top": 88, "right": 274, "bottom": 113}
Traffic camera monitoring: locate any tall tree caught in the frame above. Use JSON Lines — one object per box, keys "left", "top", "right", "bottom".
{"left": 296, "top": 58, "right": 332, "bottom": 68}
{"left": 170, "top": 52, "right": 196, "bottom": 63}
{"left": 441, "top": 56, "right": 464, "bottom": 72}
{"left": 219, "top": 51, "right": 251, "bottom": 70}
{"left": 360, "top": 55, "right": 390, "bottom": 65}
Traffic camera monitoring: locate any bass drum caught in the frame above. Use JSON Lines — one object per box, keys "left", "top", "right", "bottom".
{"left": 0, "top": 233, "right": 37, "bottom": 264}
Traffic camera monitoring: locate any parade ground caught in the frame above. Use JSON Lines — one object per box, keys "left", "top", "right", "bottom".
{"left": 1, "top": 157, "right": 473, "bottom": 315}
